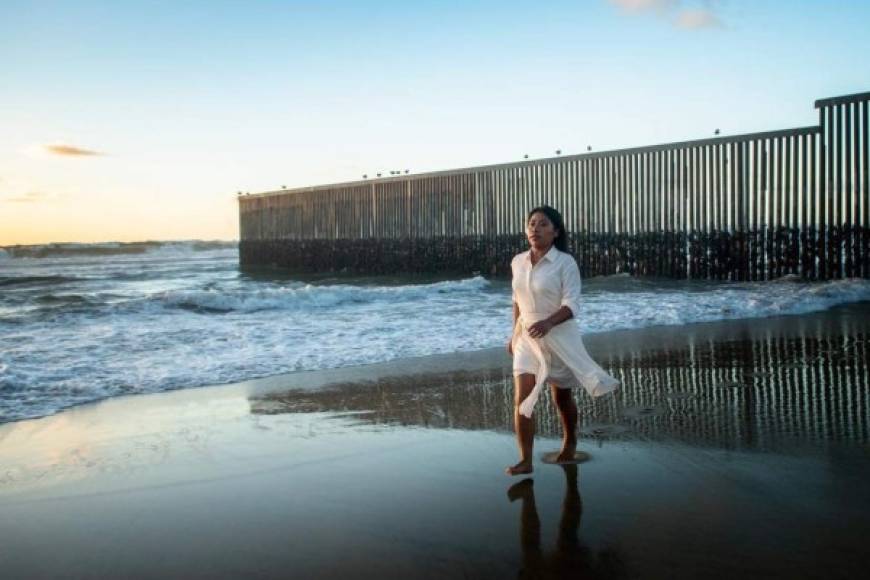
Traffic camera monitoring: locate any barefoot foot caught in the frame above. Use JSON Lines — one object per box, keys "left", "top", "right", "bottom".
{"left": 541, "top": 450, "right": 590, "bottom": 464}
{"left": 556, "top": 440, "right": 577, "bottom": 463}
{"left": 505, "top": 459, "right": 533, "bottom": 476}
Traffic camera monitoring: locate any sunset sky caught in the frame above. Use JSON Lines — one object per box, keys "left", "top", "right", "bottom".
{"left": 1, "top": 0, "right": 868, "bottom": 245}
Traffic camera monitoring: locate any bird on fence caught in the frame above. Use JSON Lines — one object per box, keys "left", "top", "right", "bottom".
{"left": 587, "top": 146, "right": 592, "bottom": 151}
{"left": 524, "top": 154, "right": 529, "bottom": 159}
{"left": 377, "top": 173, "right": 382, "bottom": 177}
{"left": 715, "top": 129, "right": 720, "bottom": 135}
{"left": 363, "top": 174, "right": 368, "bottom": 179}
{"left": 404, "top": 169, "right": 409, "bottom": 174}
{"left": 281, "top": 185, "right": 286, "bottom": 189}
{"left": 555, "top": 149, "right": 562, "bottom": 155}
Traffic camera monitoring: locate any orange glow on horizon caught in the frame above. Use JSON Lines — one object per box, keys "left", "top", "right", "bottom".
{"left": 1, "top": 195, "right": 240, "bottom": 246}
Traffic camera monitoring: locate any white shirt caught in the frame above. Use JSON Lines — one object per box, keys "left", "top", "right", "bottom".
{"left": 509, "top": 246, "right": 618, "bottom": 417}
{"left": 510, "top": 246, "right": 582, "bottom": 321}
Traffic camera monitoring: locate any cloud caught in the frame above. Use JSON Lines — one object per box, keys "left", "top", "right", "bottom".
{"left": 44, "top": 144, "right": 103, "bottom": 156}
{"left": 607, "top": 0, "right": 723, "bottom": 29}
{"left": 1, "top": 190, "right": 63, "bottom": 203}
{"left": 674, "top": 8, "right": 722, "bottom": 28}
{"left": 608, "top": 0, "right": 676, "bottom": 13}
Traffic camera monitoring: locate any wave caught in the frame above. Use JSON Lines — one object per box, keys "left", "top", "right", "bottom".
{"left": 34, "top": 293, "right": 97, "bottom": 306}
{"left": 0, "top": 275, "right": 81, "bottom": 288}
{"left": 3, "top": 271, "right": 870, "bottom": 424}
{"left": 158, "top": 276, "right": 491, "bottom": 314}
{"left": 0, "top": 240, "right": 237, "bottom": 259}
{"left": 759, "top": 278, "right": 870, "bottom": 315}
{"left": 582, "top": 277, "right": 870, "bottom": 334}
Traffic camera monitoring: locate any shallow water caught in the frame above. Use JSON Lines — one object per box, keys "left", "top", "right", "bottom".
{"left": 251, "top": 305, "right": 870, "bottom": 453}
{"left": 1, "top": 308, "right": 868, "bottom": 578}
{"left": 3, "top": 240, "right": 870, "bottom": 424}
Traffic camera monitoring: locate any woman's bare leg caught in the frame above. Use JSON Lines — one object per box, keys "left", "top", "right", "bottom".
{"left": 506, "top": 373, "right": 536, "bottom": 475}
{"left": 551, "top": 385, "right": 578, "bottom": 462}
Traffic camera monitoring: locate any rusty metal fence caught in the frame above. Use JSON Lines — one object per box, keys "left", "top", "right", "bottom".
{"left": 239, "top": 91, "right": 869, "bottom": 279}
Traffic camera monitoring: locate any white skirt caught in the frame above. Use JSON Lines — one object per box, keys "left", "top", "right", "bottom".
{"left": 511, "top": 314, "right": 620, "bottom": 418}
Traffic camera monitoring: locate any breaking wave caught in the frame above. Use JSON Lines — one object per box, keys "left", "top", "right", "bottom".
{"left": 1, "top": 240, "right": 237, "bottom": 259}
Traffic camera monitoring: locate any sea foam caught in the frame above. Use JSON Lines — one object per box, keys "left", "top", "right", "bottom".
{"left": 1, "top": 243, "right": 869, "bottom": 423}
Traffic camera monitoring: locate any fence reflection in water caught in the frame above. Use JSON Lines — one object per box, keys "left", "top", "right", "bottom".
{"left": 250, "top": 324, "right": 868, "bottom": 453}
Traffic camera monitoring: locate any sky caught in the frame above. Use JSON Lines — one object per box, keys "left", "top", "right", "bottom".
{"left": 1, "top": 0, "right": 868, "bottom": 245}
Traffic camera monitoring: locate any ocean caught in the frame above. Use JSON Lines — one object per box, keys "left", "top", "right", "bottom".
{"left": 1, "top": 240, "right": 869, "bottom": 423}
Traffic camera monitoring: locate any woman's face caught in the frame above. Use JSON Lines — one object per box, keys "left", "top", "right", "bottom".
{"left": 526, "top": 211, "right": 558, "bottom": 251}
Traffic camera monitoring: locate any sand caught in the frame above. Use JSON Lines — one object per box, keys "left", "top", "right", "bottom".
{"left": 1, "top": 303, "right": 869, "bottom": 579}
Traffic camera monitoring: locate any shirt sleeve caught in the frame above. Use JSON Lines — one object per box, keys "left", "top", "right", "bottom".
{"left": 510, "top": 255, "right": 518, "bottom": 303}
{"left": 559, "top": 257, "right": 582, "bottom": 317}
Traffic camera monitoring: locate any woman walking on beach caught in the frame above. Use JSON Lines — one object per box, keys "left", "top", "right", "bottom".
{"left": 506, "top": 206, "right": 619, "bottom": 476}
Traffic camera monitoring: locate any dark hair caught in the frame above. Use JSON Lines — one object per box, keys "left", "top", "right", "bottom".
{"left": 527, "top": 205, "right": 569, "bottom": 252}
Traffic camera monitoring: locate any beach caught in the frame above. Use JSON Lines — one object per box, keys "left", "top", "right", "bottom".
{"left": 2, "top": 303, "right": 869, "bottom": 579}
{"left": 4, "top": 1, "right": 870, "bottom": 577}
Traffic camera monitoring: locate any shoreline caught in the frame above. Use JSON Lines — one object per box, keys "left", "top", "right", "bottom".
{"left": 1, "top": 303, "right": 869, "bottom": 579}
{"left": 3, "top": 300, "right": 869, "bottom": 428}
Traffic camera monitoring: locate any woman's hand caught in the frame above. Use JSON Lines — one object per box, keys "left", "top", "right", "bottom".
{"left": 506, "top": 337, "right": 514, "bottom": 356}
{"left": 527, "top": 320, "right": 554, "bottom": 339}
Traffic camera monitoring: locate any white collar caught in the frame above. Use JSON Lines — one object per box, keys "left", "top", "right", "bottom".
{"left": 526, "top": 245, "right": 559, "bottom": 263}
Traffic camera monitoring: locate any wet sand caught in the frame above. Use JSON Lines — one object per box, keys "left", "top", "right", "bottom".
{"left": 1, "top": 303, "right": 869, "bottom": 579}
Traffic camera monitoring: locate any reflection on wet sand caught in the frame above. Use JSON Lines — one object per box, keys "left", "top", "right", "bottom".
{"left": 250, "top": 321, "right": 869, "bottom": 452}
{"left": 509, "top": 466, "right": 624, "bottom": 579}
{"left": 2, "top": 309, "right": 868, "bottom": 580}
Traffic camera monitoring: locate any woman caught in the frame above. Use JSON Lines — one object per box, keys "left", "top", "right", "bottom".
{"left": 506, "top": 206, "right": 619, "bottom": 476}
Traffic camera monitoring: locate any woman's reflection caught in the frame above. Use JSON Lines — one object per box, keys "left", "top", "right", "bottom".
{"left": 508, "top": 465, "right": 623, "bottom": 579}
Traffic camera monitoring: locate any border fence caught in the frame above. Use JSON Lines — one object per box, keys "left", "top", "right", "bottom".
{"left": 239, "top": 91, "right": 869, "bottom": 280}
